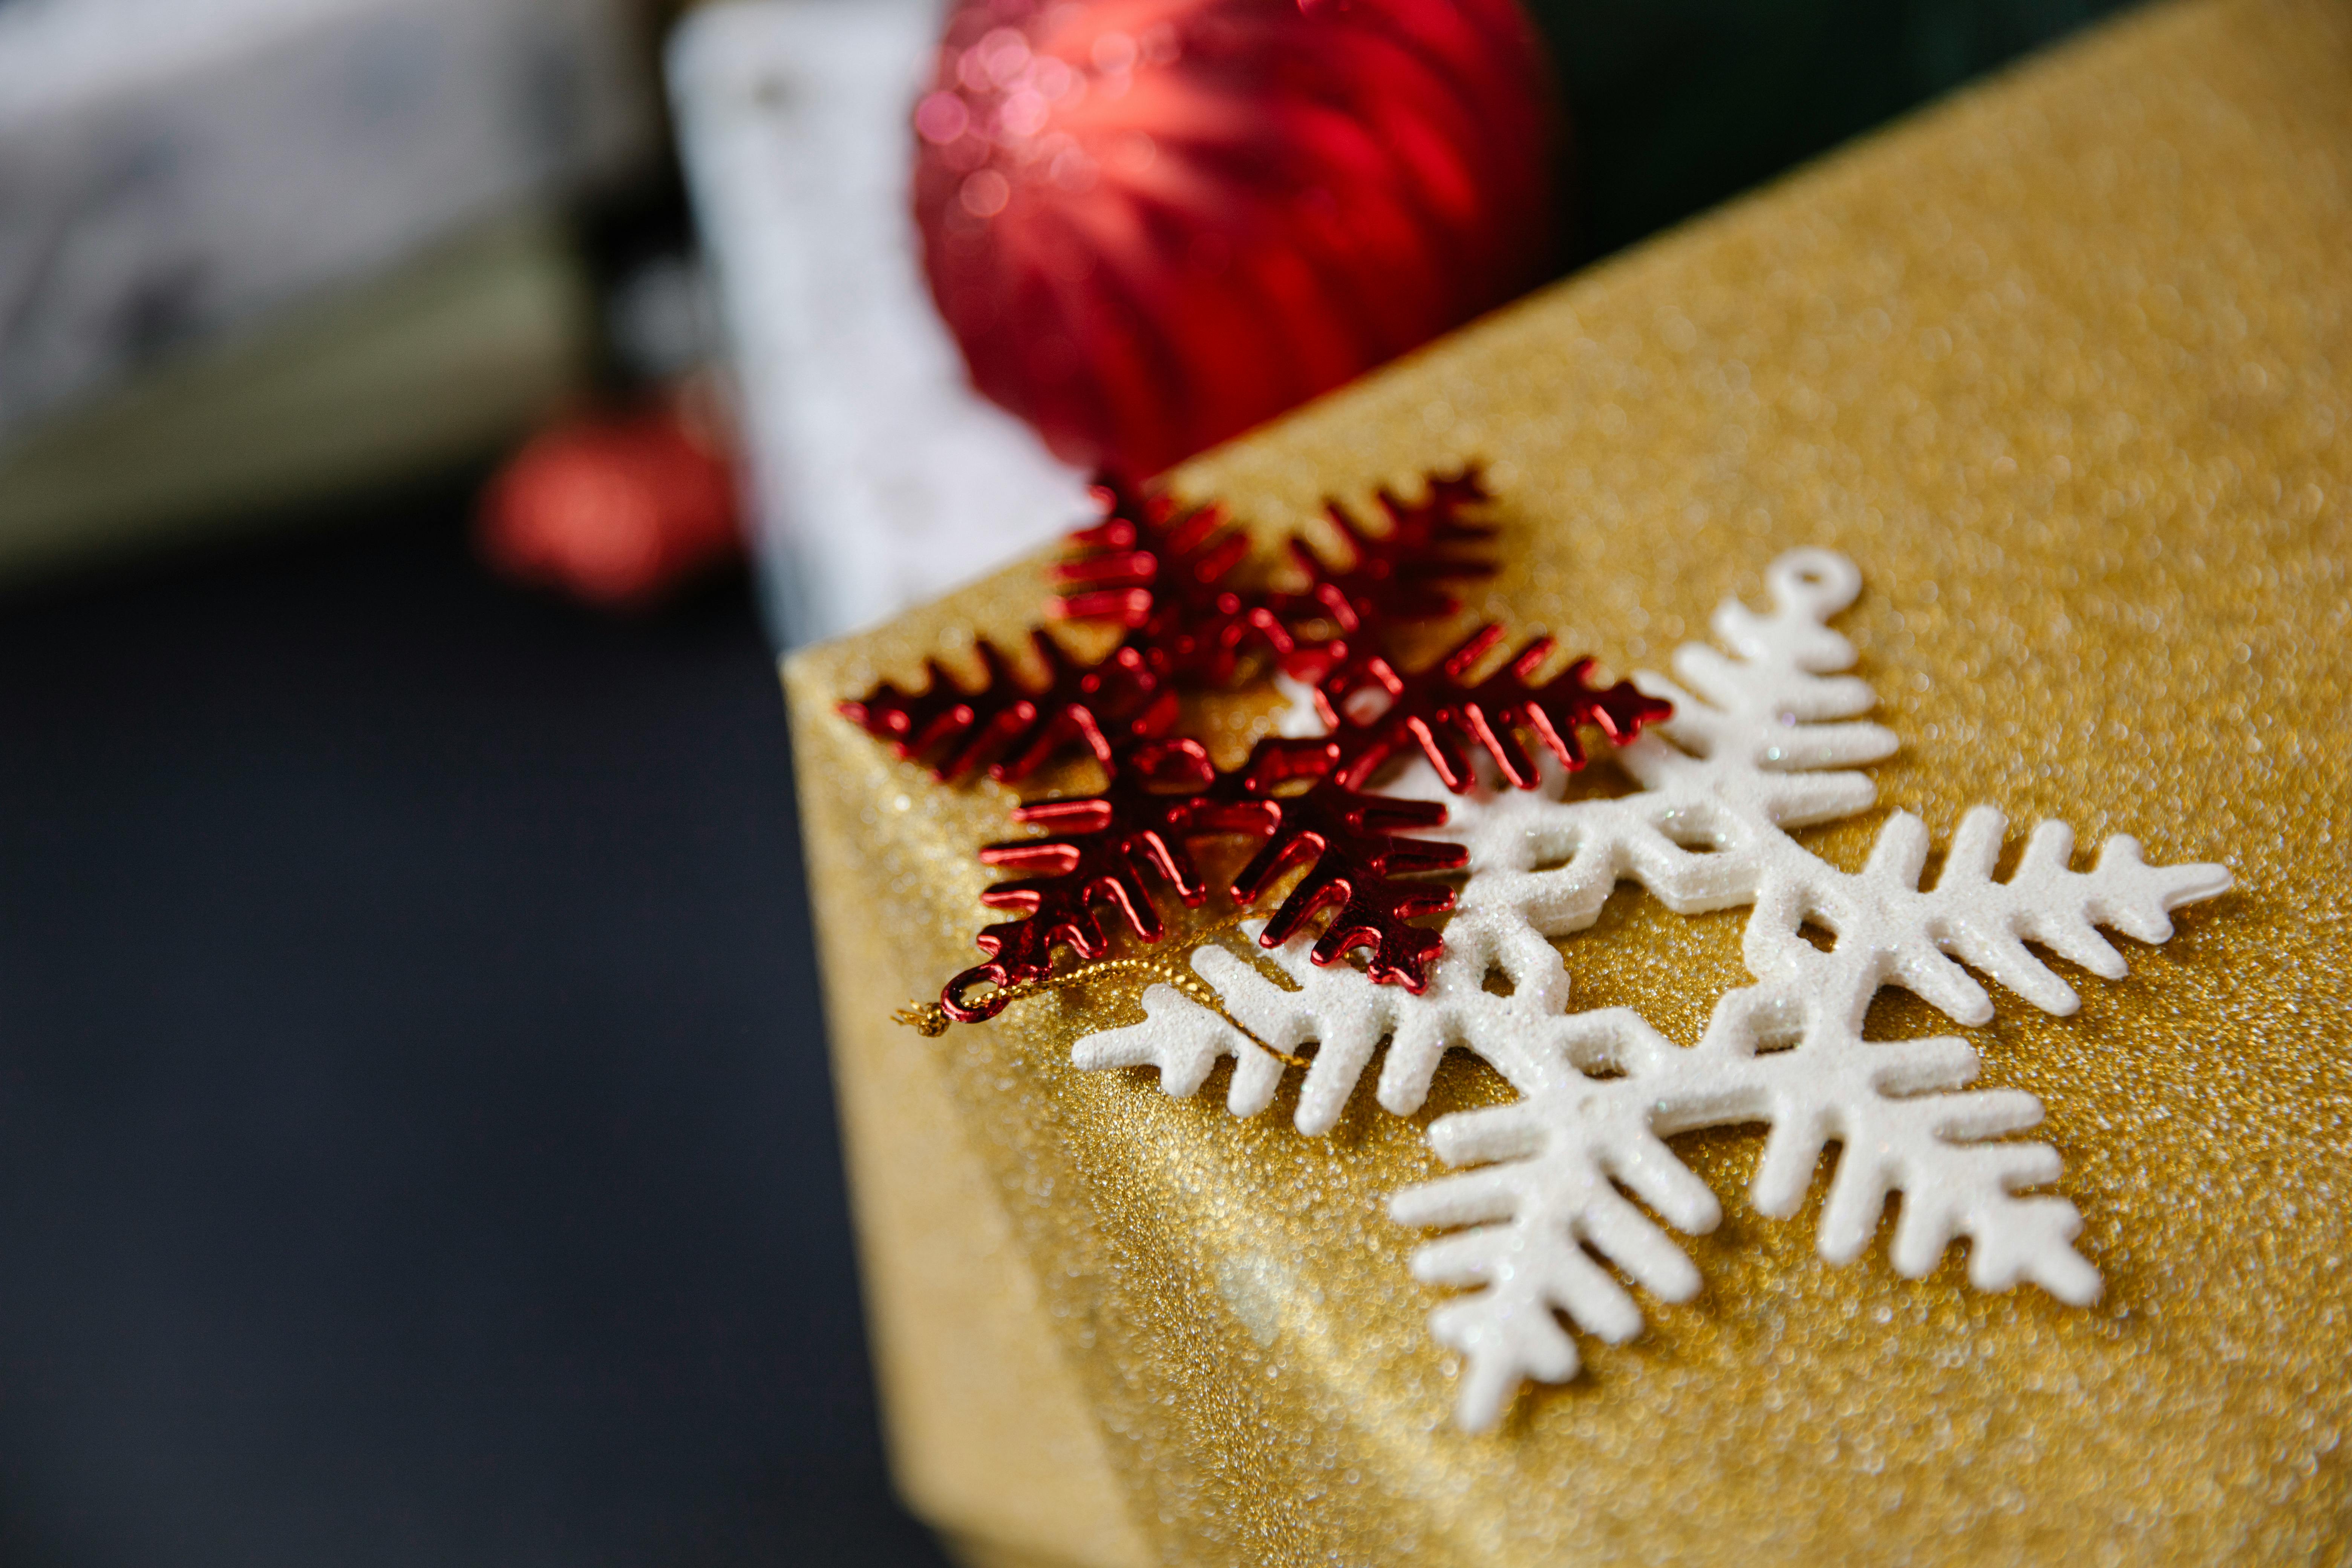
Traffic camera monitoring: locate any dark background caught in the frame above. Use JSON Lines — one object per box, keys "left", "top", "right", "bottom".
{"left": 0, "top": 4, "right": 2128, "bottom": 1565}
{"left": 1534, "top": 0, "right": 2120, "bottom": 262}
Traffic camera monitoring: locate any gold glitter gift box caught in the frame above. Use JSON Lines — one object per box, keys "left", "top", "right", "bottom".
{"left": 782, "top": 1, "right": 2352, "bottom": 1562}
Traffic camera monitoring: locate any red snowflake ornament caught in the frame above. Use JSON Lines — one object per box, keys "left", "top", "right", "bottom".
{"left": 840, "top": 469, "right": 1673, "bottom": 1025}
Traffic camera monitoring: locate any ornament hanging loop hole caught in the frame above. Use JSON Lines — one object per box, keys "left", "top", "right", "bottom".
{"left": 941, "top": 964, "right": 1016, "bottom": 1023}
{"left": 1766, "top": 548, "right": 1862, "bottom": 620}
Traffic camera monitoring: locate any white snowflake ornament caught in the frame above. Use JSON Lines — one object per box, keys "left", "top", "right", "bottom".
{"left": 1069, "top": 548, "right": 2232, "bottom": 1432}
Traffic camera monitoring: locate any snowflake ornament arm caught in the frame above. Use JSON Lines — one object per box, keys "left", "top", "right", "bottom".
{"left": 837, "top": 630, "right": 1173, "bottom": 784}
{"left": 1076, "top": 920, "right": 1600, "bottom": 1135}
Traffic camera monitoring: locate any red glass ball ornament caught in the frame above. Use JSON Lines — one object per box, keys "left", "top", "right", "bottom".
{"left": 913, "top": 0, "right": 1562, "bottom": 478}
{"left": 477, "top": 391, "right": 743, "bottom": 609}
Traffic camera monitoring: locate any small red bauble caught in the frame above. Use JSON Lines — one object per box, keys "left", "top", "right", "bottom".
{"left": 913, "top": 0, "right": 1562, "bottom": 477}
{"left": 477, "top": 391, "right": 743, "bottom": 609}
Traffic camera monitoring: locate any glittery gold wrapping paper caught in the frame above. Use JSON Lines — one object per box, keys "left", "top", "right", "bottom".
{"left": 784, "top": 0, "right": 2352, "bottom": 1560}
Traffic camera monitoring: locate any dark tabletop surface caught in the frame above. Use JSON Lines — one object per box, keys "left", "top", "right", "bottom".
{"left": 0, "top": 485, "right": 948, "bottom": 1567}
{"left": 0, "top": 4, "right": 2131, "bottom": 1562}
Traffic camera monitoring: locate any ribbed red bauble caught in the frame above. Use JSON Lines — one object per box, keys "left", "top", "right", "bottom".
{"left": 913, "top": 0, "right": 1561, "bottom": 478}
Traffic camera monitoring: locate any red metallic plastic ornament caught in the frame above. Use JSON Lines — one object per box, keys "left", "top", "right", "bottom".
{"left": 844, "top": 469, "right": 1674, "bottom": 1023}
{"left": 913, "top": 0, "right": 1562, "bottom": 476}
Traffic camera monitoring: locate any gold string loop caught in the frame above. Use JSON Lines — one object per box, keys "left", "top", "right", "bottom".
{"left": 895, "top": 918, "right": 1303, "bottom": 1065}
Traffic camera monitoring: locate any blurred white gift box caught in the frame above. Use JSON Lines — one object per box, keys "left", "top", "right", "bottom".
{"left": 669, "top": 0, "right": 1089, "bottom": 649}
